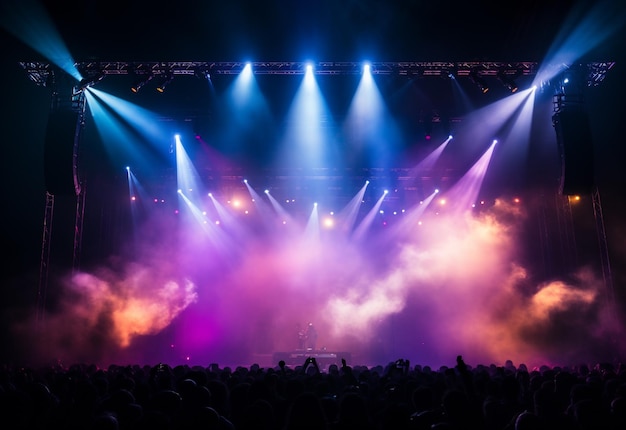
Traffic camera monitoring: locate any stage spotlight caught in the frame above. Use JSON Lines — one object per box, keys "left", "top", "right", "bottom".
{"left": 443, "top": 68, "right": 456, "bottom": 80}
{"left": 130, "top": 74, "right": 154, "bottom": 93}
{"left": 497, "top": 70, "right": 519, "bottom": 93}
{"left": 469, "top": 71, "right": 489, "bottom": 93}
{"left": 155, "top": 73, "right": 174, "bottom": 93}
{"left": 75, "top": 71, "right": 105, "bottom": 92}
{"left": 194, "top": 68, "right": 210, "bottom": 81}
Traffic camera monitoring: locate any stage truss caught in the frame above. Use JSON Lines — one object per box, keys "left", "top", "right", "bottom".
{"left": 20, "top": 60, "right": 615, "bottom": 87}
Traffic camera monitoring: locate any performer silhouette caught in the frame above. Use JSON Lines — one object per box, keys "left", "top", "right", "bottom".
{"left": 296, "top": 323, "right": 306, "bottom": 350}
{"left": 305, "top": 322, "right": 317, "bottom": 350}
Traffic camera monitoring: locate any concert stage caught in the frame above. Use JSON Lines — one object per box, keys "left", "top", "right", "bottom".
{"left": 272, "top": 350, "right": 352, "bottom": 369}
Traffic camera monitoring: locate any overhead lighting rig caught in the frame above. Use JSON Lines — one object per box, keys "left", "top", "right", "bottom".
{"left": 19, "top": 60, "right": 615, "bottom": 88}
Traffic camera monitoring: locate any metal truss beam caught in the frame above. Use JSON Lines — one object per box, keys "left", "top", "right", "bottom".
{"left": 19, "top": 60, "right": 615, "bottom": 87}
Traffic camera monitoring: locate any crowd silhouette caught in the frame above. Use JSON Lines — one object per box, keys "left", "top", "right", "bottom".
{"left": 0, "top": 355, "right": 625, "bottom": 429}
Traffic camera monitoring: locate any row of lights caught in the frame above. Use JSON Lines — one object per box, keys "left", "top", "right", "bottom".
{"left": 133, "top": 69, "right": 521, "bottom": 95}
{"left": 77, "top": 65, "right": 520, "bottom": 94}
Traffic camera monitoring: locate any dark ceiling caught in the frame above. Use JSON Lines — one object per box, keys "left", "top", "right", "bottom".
{"left": 8, "top": 0, "right": 602, "bottom": 62}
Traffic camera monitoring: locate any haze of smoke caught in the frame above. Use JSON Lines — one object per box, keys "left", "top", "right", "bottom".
{"left": 13, "top": 196, "right": 622, "bottom": 368}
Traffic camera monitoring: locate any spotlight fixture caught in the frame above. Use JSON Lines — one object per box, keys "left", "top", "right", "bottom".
{"left": 130, "top": 74, "right": 153, "bottom": 93}
{"left": 469, "top": 71, "right": 490, "bottom": 94}
{"left": 194, "top": 68, "right": 211, "bottom": 82}
{"left": 442, "top": 68, "right": 456, "bottom": 80}
{"left": 155, "top": 73, "right": 174, "bottom": 93}
{"left": 497, "top": 70, "right": 520, "bottom": 93}
{"left": 75, "top": 71, "right": 105, "bottom": 92}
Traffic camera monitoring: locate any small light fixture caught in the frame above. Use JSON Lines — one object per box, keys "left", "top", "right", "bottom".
{"left": 131, "top": 74, "right": 153, "bottom": 93}
{"left": 469, "top": 70, "right": 489, "bottom": 94}
{"left": 194, "top": 68, "right": 210, "bottom": 81}
{"left": 75, "top": 70, "right": 105, "bottom": 92}
{"left": 442, "top": 68, "right": 456, "bottom": 80}
{"left": 497, "top": 70, "right": 520, "bottom": 93}
{"left": 155, "top": 73, "right": 174, "bottom": 93}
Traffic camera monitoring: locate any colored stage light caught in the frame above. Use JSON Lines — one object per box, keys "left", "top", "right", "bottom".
{"left": 155, "top": 73, "right": 174, "bottom": 93}
{"left": 497, "top": 70, "right": 520, "bottom": 93}
{"left": 469, "top": 70, "right": 490, "bottom": 93}
{"left": 75, "top": 71, "right": 105, "bottom": 92}
{"left": 130, "top": 74, "right": 153, "bottom": 93}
